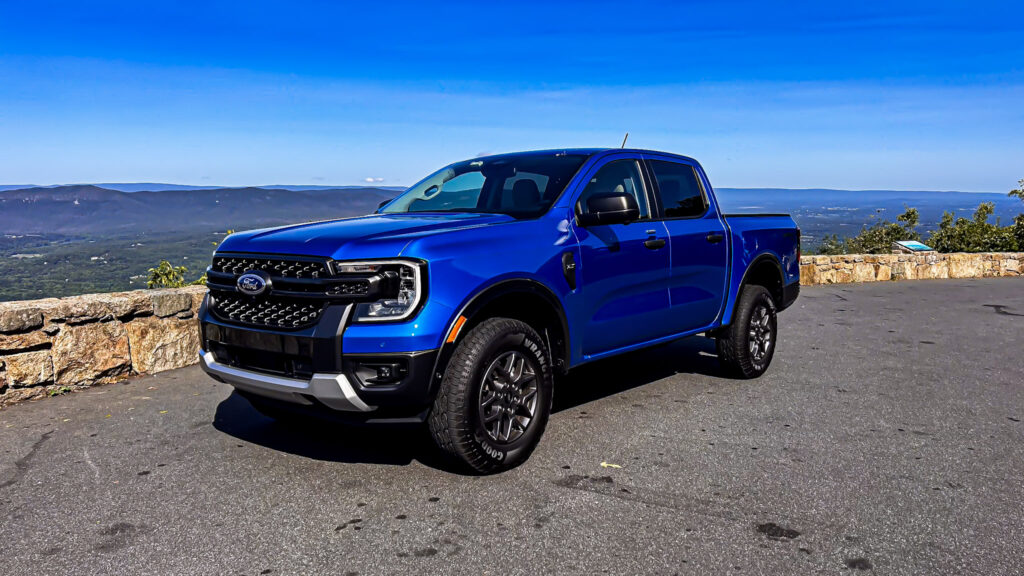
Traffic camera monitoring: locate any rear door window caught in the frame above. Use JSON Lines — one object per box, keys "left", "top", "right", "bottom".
{"left": 648, "top": 160, "right": 707, "bottom": 218}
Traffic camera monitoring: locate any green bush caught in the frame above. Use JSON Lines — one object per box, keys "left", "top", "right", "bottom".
{"left": 814, "top": 234, "right": 847, "bottom": 256}
{"left": 813, "top": 207, "right": 921, "bottom": 254}
{"left": 929, "top": 203, "right": 1019, "bottom": 253}
{"left": 146, "top": 230, "right": 233, "bottom": 288}
{"left": 1010, "top": 179, "right": 1024, "bottom": 202}
{"left": 147, "top": 260, "right": 206, "bottom": 289}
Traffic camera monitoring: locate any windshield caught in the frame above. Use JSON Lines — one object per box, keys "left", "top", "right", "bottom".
{"left": 380, "top": 153, "right": 589, "bottom": 218}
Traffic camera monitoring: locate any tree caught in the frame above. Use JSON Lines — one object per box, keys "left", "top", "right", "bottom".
{"left": 813, "top": 206, "right": 921, "bottom": 254}
{"left": 928, "top": 202, "right": 1019, "bottom": 253}
{"left": 1010, "top": 180, "right": 1024, "bottom": 247}
{"left": 1010, "top": 179, "right": 1024, "bottom": 202}
{"left": 814, "top": 234, "right": 847, "bottom": 255}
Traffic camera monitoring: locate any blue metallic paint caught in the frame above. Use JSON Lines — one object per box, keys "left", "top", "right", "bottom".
{"left": 214, "top": 149, "right": 800, "bottom": 369}
{"left": 641, "top": 152, "right": 730, "bottom": 334}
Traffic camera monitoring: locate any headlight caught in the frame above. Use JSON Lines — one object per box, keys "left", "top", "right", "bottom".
{"left": 343, "top": 259, "right": 425, "bottom": 322}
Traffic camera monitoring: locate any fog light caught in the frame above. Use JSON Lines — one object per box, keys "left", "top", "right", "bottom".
{"left": 351, "top": 360, "right": 407, "bottom": 387}
{"left": 376, "top": 364, "right": 398, "bottom": 381}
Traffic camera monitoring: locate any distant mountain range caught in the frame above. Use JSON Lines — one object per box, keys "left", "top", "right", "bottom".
{"left": 1, "top": 183, "right": 1020, "bottom": 240}
{"left": 0, "top": 185, "right": 396, "bottom": 235}
{"left": 0, "top": 183, "right": 407, "bottom": 193}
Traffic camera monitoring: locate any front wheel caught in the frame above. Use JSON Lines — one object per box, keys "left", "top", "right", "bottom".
{"left": 716, "top": 284, "right": 778, "bottom": 379}
{"left": 428, "top": 318, "right": 554, "bottom": 474}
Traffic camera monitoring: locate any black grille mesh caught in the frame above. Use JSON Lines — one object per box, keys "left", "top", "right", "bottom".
{"left": 212, "top": 256, "right": 329, "bottom": 279}
{"left": 328, "top": 281, "right": 370, "bottom": 296}
{"left": 211, "top": 294, "right": 324, "bottom": 329}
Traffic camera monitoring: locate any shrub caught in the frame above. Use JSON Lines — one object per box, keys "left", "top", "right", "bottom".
{"left": 812, "top": 207, "right": 921, "bottom": 254}
{"left": 1010, "top": 179, "right": 1024, "bottom": 202}
{"left": 147, "top": 261, "right": 206, "bottom": 288}
{"left": 146, "top": 229, "right": 232, "bottom": 288}
{"left": 814, "top": 234, "right": 848, "bottom": 255}
{"left": 928, "top": 203, "right": 1019, "bottom": 253}
{"left": 147, "top": 261, "right": 188, "bottom": 288}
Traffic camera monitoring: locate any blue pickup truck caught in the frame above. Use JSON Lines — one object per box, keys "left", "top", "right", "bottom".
{"left": 198, "top": 148, "right": 800, "bottom": 472}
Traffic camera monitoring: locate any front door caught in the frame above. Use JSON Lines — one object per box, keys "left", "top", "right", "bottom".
{"left": 573, "top": 157, "right": 673, "bottom": 357}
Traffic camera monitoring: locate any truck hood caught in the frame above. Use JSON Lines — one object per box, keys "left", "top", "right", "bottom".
{"left": 216, "top": 212, "right": 516, "bottom": 260}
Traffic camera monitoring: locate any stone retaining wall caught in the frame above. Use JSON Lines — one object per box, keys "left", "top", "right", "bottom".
{"left": 799, "top": 252, "right": 1022, "bottom": 285}
{"left": 1, "top": 252, "right": 1022, "bottom": 407}
{"left": 0, "top": 286, "right": 205, "bottom": 407}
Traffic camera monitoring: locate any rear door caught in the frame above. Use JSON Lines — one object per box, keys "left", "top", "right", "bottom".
{"left": 643, "top": 155, "right": 729, "bottom": 332}
{"left": 572, "top": 155, "right": 673, "bottom": 357}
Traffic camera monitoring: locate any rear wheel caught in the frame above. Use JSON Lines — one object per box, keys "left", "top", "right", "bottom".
{"left": 716, "top": 284, "right": 778, "bottom": 379}
{"left": 428, "top": 317, "right": 554, "bottom": 473}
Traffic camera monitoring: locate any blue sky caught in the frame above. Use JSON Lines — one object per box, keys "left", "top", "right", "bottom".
{"left": 1, "top": 1, "right": 1021, "bottom": 190}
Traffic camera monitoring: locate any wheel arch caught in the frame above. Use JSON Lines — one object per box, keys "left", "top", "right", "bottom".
{"left": 429, "top": 278, "right": 571, "bottom": 397}
{"left": 727, "top": 253, "right": 785, "bottom": 324}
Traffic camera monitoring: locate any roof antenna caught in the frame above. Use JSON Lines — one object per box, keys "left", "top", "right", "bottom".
{"left": 620, "top": 132, "right": 629, "bottom": 148}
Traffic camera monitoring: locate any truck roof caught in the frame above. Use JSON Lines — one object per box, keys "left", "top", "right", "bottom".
{"left": 472, "top": 148, "right": 700, "bottom": 165}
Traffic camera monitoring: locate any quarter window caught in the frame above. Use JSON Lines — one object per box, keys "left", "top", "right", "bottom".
{"left": 649, "top": 160, "right": 707, "bottom": 218}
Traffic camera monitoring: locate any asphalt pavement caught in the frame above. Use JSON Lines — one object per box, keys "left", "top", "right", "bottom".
{"left": 1, "top": 278, "right": 1023, "bottom": 575}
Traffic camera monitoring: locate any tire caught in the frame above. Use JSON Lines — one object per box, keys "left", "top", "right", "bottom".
{"left": 716, "top": 284, "right": 778, "bottom": 379}
{"left": 428, "top": 317, "right": 554, "bottom": 474}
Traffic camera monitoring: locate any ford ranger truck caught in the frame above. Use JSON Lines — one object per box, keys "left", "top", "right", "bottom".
{"left": 198, "top": 149, "right": 800, "bottom": 473}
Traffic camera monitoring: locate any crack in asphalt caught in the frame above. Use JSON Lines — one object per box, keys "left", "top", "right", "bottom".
{"left": 0, "top": 430, "right": 54, "bottom": 490}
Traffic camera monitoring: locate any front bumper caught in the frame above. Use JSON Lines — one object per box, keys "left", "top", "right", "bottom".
{"left": 200, "top": 349, "right": 374, "bottom": 411}
{"left": 198, "top": 295, "right": 439, "bottom": 417}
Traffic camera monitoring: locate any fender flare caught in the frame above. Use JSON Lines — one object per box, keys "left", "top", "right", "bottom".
{"left": 724, "top": 253, "right": 784, "bottom": 325}
{"left": 429, "top": 278, "right": 571, "bottom": 391}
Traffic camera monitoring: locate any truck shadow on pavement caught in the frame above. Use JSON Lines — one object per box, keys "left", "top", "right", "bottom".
{"left": 212, "top": 392, "right": 439, "bottom": 468}
{"left": 553, "top": 336, "right": 724, "bottom": 413}
{"left": 212, "top": 335, "right": 725, "bottom": 471}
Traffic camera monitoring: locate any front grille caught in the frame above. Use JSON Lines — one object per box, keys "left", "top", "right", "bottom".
{"left": 210, "top": 293, "right": 325, "bottom": 329}
{"left": 327, "top": 280, "right": 370, "bottom": 296}
{"left": 212, "top": 256, "right": 329, "bottom": 279}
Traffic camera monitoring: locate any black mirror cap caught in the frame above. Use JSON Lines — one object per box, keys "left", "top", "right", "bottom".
{"left": 576, "top": 192, "right": 640, "bottom": 226}
{"left": 377, "top": 198, "right": 394, "bottom": 211}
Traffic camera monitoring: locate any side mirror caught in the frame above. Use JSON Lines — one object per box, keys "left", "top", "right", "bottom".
{"left": 576, "top": 192, "right": 640, "bottom": 226}
{"left": 378, "top": 199, "right": 392, "bottom": 210}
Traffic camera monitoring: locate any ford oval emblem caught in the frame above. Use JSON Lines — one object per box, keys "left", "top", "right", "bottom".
{"left": 237, "top": 272, "right": 269, "bottom": 296}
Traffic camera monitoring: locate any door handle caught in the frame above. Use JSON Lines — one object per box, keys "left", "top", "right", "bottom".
{"left": 644, "top": 238, "right": 666, "bottom": 250}
{"left": 706, "top": 233, "right": 724, "bottom": 243}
